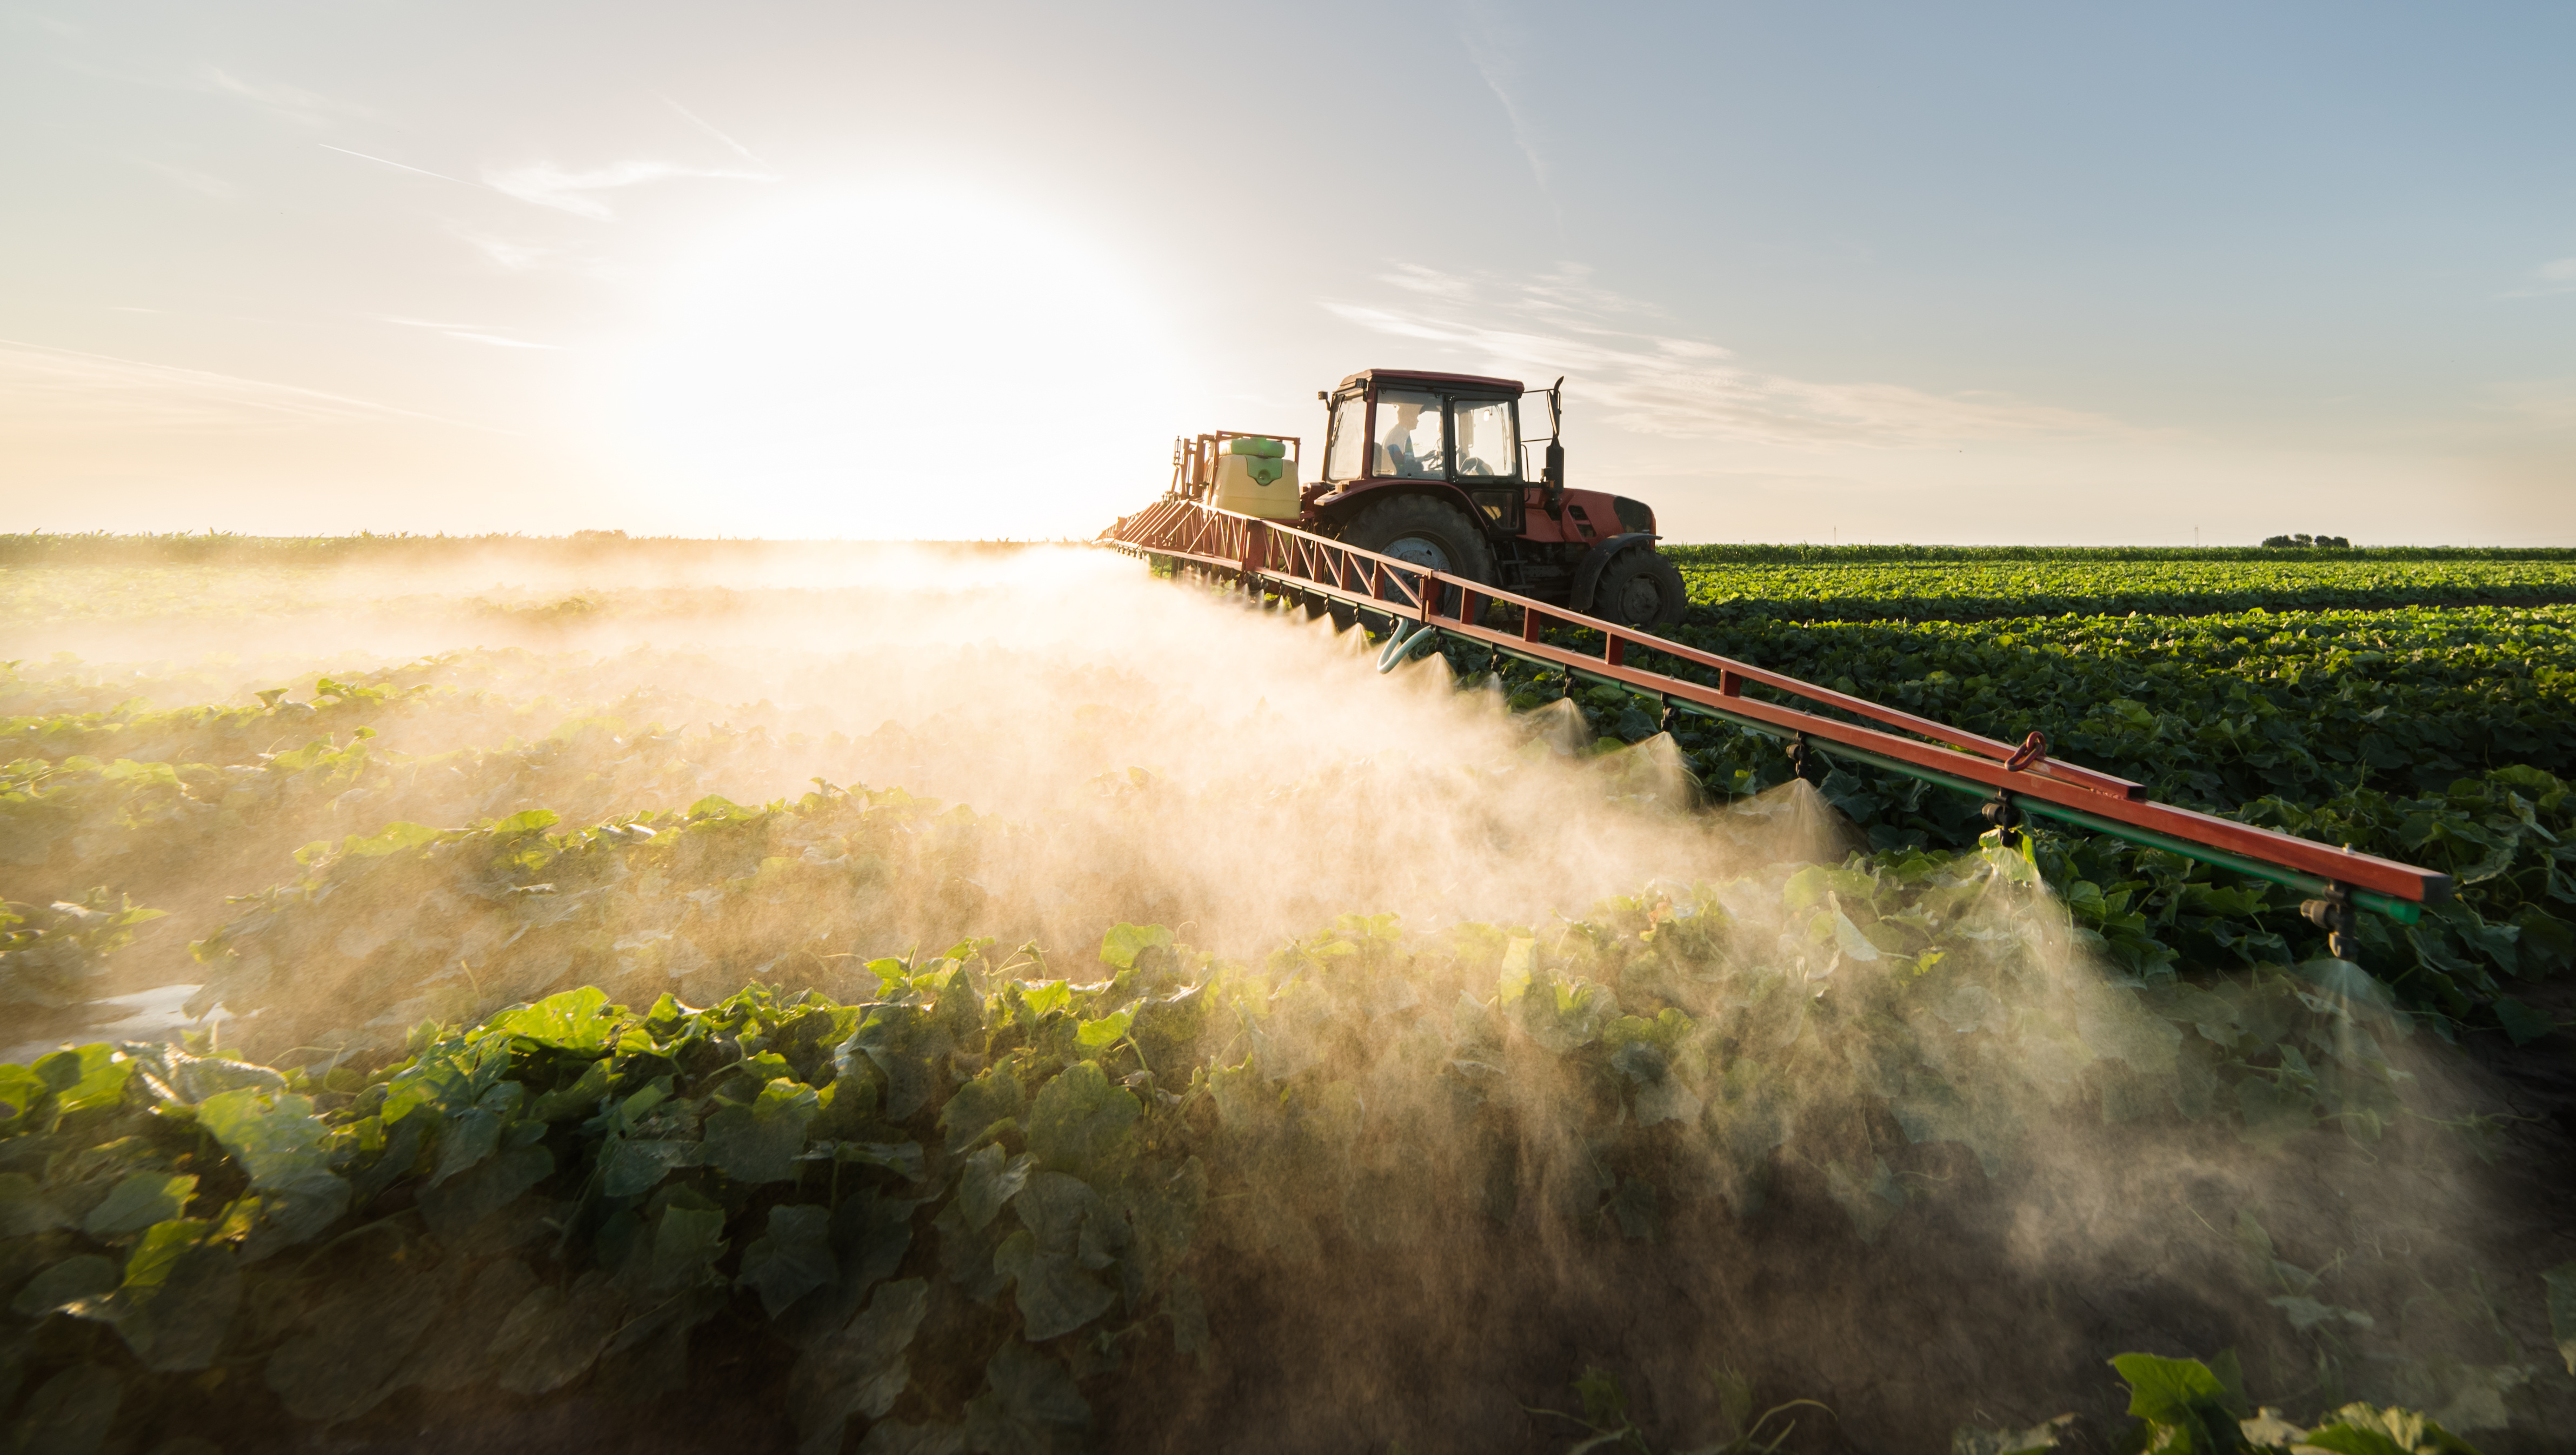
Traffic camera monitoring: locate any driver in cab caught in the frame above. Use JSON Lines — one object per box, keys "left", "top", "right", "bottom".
{"left": 1375, "top": 398, "right": 1445, "bottom": 478}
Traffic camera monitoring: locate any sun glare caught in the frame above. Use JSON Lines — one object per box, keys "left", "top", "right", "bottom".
{"left": 621, "top": 182, "right": 1183, "bottom": 540}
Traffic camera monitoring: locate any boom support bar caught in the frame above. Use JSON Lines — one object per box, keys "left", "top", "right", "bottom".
{"left": 1099, "top": 499, "right": 2454, "bottom": 913}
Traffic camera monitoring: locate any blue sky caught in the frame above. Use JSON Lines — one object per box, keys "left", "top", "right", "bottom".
{"left": 2, "top": 1, "right": 2568, "bottom": 542}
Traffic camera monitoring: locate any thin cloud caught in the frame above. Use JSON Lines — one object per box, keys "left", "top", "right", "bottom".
{"left": 319, "top": 143, "right": 472, "bottom": 186}
{"left": 378, "top": 316, "right": 561, "bottom": 350}
{"left": 484, "top": 158, "right": 775, "bottom": 220}
{"left": 0, "top": 340, "right": 503, "bottom": 434}
{"left": 2500, "top": 257, "right": 2576, "bottom": 300}
{"left": 49, "top": 57, "right": 372, "bottom": 129}
{"left": 1454, "top": 0, "right": 1554, "bottom": 223}
{"left": 1324, "top": 264, "right": 2129, "bottom": 450}
{"left": 655, "top": 93, "right": 770, "bottom": 169}
{"left": 200, "top": 65, "right": 372, "bottom": 127}
{"left": 443, "top": 224, "right": 600, "bottom": 275}
{"left": 134, "top": 159, "right": 237, "bottom": 199}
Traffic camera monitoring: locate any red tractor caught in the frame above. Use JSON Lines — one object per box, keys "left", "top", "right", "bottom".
{"left": 1169, "top": 369, "right": 1690, "bottom": 628}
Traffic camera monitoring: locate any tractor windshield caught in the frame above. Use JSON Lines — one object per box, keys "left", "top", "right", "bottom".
{"left": 1453, "top": 398, "right": 1516, "bottom": 479}
{"left": 1373, "top": 389, "right": 1445, "bottom": 478}
{"left": 1325, "top": 395, "right": 1368, "bottom": 481}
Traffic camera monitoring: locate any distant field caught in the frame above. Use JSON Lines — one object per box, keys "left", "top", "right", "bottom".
{"left": 1667, "top": 555, "right": 2576, "bottom": 622}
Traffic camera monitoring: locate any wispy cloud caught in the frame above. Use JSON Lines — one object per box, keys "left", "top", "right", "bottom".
{"left": 483, "top": 158, "right": 774, "bottom": 220}
{"left": 1325, "top": 264, "right": 2129, "bottom": 449}
{"left": 0, "top": 340, "right": 500, "bottom": 434}
{"left": 200, "top": 65, "right": 372, "bottom": 127}
{"left": 378, "top": 317, "right": 561, "bottom": 350}
{"left": 1453, "top": 1, "right": 1555, "bottom": 224}
{"left": 655, "top": 93, "right": 770, "bottom": 169}
{"left": 2500, "top": 256, "right": 2576, "bottom": 300}
{"left": 133, "top": 159, "right": 238, "bottom": 199}
{"left": 318, "top": 143, "right": 471, "bottom": 186}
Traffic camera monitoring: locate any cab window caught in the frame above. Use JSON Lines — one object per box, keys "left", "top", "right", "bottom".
{"left": 1324, "top": 395, "right": 1369, "bottom": 481}
{"left": 1372, "top": 389, "right": 1445, "bottom": 478}
{"left": 1453, "top": 398, "right": 1516, "bottom": 479}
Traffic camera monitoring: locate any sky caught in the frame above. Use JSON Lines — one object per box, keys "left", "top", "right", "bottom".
{"left": 1, "top": 0, "right": 2570, "bottom": 544}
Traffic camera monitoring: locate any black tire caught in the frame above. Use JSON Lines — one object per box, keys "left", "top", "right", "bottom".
{"left": 1593, "top": 548, "right": 1688, "bottom": 628}
{"left": 1340, "top": 494, "right": 1497, "bottom": 615}
{"left": 1341, "top": 494, "right": 1497, "bottom": 582}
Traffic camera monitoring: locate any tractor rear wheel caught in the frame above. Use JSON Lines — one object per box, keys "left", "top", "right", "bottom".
{"left": 1341, "top": 495, "right": 1496, "bottom": 624}
{"left": 1342, "top": 494, "right": 1497, "bottom": 582}
{"left": 1594, "top": 547, "right": 1689, "bottom": 628}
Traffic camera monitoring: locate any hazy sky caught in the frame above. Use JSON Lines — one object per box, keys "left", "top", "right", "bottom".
{"left": 2, "top": 1, "right": 2570, "bottom": 543}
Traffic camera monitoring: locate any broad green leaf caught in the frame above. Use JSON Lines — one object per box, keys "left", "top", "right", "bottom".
{"left": 956, "top": 1144, "right": 1033, "bottom": 1232}
{"left": 790, "top": 1277, "right": 930, "bottom": 1455}
{"left": 1496, "top": 937, "right": 1535, "bottom": 1002}
{"left": 197, "top": 1086, "right": 336, "bottom": 1190}
{"left": 702, "top": 1078, "right": 821, "bottom": 1184}
{"left": 530, "top": 1058, "right": 614, "bottom": 1122}
{"left": 0, "top": 1063, "right": 48, "bottom": 1123}
{"left": 1025, "top": 1061, "right": 1140, "bottom": 1177}
{"left": 417, "top": 1143, "right": 553, "bottom": 1239}
{"left": 1075, "top": 1009, "right": 1133, "bottom": 1052}
{"left": 484, "top": 986, "right": 622, "bottom": 1053}
{"left": 741, "top": 1204, "right": 837, "bottom": 1318}
{"left": 2494, "top": 996, "right": 2552, "bottom": 1046}
{"left": 601, "top": 1139, "right": 702, "bottom": 1199}
{"left": 993, "top": 1230, "right": 1115, "bottom": 1342}
{"left": 32, "top": 1044, "right": 130, "bottom": 1114}
{"left": 113, "top": 1220, "right": 239, "bottom": 1371}
{"left": 10, "top": 1254, "right": 119, "bottom": 1319}
{"left": 343, "top": 820, "right": 441, "bottom": 858}
{"left": 2109, "top": 1353, "right": 2226, "bottom": 1418}
{"left": 961, "top": 1340, "right": 1088, "bottom": 1455}
{"left": 489, "top": 808, "right": 561, "bottom": 836}
{"left": 650, "top": 1201, "right": 728, "bottom": 1291}
{"left": 939, "top": 1067, "right": 1027, "bottom": 1153}
{"left": 1097, "top": 922, "right": 1171, "bottom": 970}
{"left": 429, "top": 1106, "right": 507, "bottom": 1187}
{"left": 82, "top": 1173, "right": 196, "bottom": 1238}
{"left": 0, "top": 1171, "right": 66, "bottom": 1235}
{"left": 196, "top": 1086, "right": 351, "bottom": 1244}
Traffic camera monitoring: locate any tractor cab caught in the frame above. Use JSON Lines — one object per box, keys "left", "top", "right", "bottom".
{"left": 1315, "top": 370, "right": 1534, "bottom": 534}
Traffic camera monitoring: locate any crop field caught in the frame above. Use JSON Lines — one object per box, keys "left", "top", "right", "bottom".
{"left": 3, "top": 539, "right": 2572, "bottom": 1454}
{"left": 1663, "top": 548, "right": 2576, "bottom": 623}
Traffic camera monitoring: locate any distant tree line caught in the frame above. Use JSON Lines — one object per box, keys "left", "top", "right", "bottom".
{"left": 2262, "top": 533, "right": 2352, "bottom": 549}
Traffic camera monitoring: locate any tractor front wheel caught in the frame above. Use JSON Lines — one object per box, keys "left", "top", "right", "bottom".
{"left": 1594, "top": 548, "right": 1689, "bottom": 628}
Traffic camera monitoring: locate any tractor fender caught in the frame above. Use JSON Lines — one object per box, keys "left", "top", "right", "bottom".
{"left": 1310, "top": 480, "right": 1506, "bottom": 538}
{"left": 1569, "top": 534, "right": 1660, "bottom": 615}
